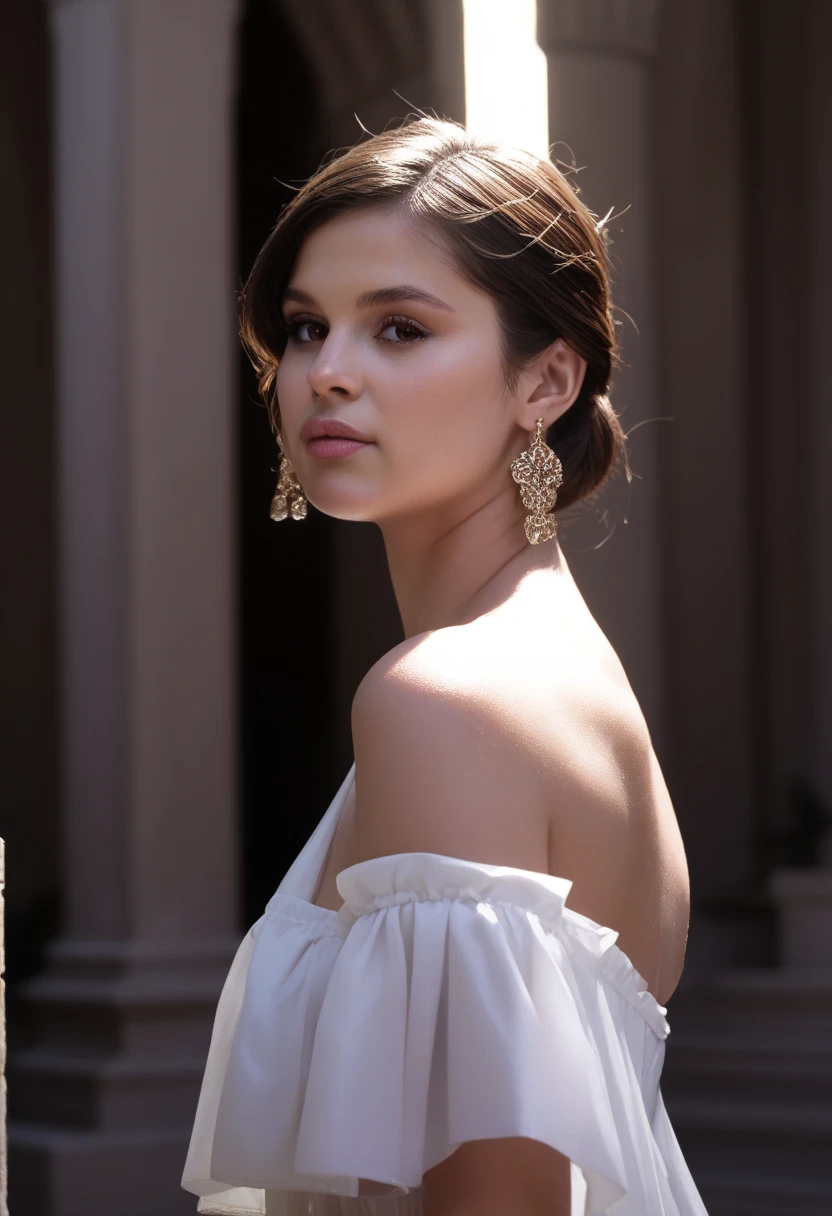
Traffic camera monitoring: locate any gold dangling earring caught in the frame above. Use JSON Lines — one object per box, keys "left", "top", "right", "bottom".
{"left": 269, "top": 437, "right": 308, "bottom": 522}
{"left": 510, "top": 417, "right": 564, "bottom": 545}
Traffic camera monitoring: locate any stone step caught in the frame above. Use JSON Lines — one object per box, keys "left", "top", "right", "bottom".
{"left": 665, "top": 1097, "right": 832, "bottom": 1179}
{"left": 7, "top": 1049, "right": 207, "bottom": 1130}
{"left": 668, "top": 969, "right": 832, "bottom": 1043}
{"left": 662, "top": 1037, "right": 832, "bottom": 1105}
{"left": 693, "top": 1170, "right": 832, "bottom": 1216}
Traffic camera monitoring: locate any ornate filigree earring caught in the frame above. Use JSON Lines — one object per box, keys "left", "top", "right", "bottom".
{"left": 510, "top": 417, "right": 564, "bottom": 545}
{"left": 269, "top": 436, "right": 307, "bottom": 522}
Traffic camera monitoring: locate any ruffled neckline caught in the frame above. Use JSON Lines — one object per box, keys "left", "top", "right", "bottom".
{"left": 266, "top": 858, "right": 670, "bottom": 1042}
{"left": 338, "top": 850, "right": 670, "bottom": 1040}
{"left": 268, "top": 763, "right": 671, "bottom": 1040}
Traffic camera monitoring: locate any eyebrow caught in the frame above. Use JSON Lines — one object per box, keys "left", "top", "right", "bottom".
{"left": 282, "top": 284, "right": 456, "bottom": 313}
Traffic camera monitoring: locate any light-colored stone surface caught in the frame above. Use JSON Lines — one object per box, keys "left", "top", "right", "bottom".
{"left": 7, "top": 2, "right": 242, "bottom": 1212}
{"left": 537, "top": 0, "right": 666, "bottom": 760}
{"left": 47, "top": 0, "right": 241, "bottom": 948}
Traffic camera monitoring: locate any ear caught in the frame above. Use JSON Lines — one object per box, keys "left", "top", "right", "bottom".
{"left": 517, "top": 338, "right": 587, "bottom": 431}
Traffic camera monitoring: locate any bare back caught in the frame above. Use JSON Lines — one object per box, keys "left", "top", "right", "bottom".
{"left": 313, "top": 583, "right": 690, "bottom": 1009}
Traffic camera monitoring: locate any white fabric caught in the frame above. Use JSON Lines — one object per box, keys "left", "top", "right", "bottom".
{"left": 182, "top": 763, "right": 708, "bottom": 1215}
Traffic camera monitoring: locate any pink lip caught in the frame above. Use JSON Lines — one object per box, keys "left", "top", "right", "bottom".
{"left": 306, "top": 436, "right": 372, "bottom": 459}
{"left": 300, "top": 415, "right": 374, "bottom": 445}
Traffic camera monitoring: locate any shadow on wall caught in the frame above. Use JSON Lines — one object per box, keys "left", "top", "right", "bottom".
{"left": 237, "top": 0, "right": 343, "bottom": 926}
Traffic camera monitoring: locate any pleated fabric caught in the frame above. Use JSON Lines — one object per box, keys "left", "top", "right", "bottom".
{"left": 181, "top": 766, "right": 708, "bottom": 1216}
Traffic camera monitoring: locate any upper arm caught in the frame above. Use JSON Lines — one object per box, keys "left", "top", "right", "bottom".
{"left": 348, "top": 640, "right": 550, "bottom": 875}
{"left": 422, "top": 1136, "right": 571, "bottom": 1216}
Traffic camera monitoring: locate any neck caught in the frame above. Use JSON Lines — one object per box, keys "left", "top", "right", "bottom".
{"left": 377, "top": 483, "right": 568, "bottom": 639}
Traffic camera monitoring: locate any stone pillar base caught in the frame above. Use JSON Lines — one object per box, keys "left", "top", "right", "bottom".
{"left": 6, "top": 937, "right": 238, "bottom": 1215}
{"left": 8, "top": 1123, "right": 195, "bottom": 1216}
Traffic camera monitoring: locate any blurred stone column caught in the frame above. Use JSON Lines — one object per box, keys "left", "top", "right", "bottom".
{"left": 8, "top": 2, "right": 241, "bottom": 1214}
{"left": 537, "top": 0, "right": 665, "bottom": 753}
{"left": 766, "top": 0, "right": 832, "bottom": 973}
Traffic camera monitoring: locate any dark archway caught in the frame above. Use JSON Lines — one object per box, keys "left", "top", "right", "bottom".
{"left": 236, "top": 0, "right": 339, "bottom": 924}
{"left": 0, "top": 0, "right": 59, "bottom": 1041}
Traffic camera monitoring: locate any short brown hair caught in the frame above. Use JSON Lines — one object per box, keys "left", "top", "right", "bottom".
{"left": 240, "top": 115, "right": 628, "bottom": 512}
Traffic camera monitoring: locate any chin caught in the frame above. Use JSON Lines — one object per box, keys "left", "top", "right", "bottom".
{"left": 303, "top": 485, "right": 381, "bottom": 524}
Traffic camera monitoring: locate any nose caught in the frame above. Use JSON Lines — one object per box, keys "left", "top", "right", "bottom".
{"left": 306, "top": 334, "right": 362, "bottom": 401}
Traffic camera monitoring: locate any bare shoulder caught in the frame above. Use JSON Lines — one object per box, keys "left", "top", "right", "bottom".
{"left": 348, "top": 616, "right": 688, "bottom": 1002}
{"left": 349, "top": 626, "right": 553, "bottom": 873}
{"left": 349, "top": 616, "right": 658, "bottom": 868}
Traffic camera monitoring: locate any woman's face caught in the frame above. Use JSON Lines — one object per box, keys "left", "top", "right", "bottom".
{"left": 276, "top": 205, "right": 533, "bottom": 529}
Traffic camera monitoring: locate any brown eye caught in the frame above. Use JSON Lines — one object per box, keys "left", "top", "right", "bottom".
{"left": 285, "top": 317, "right": 326, "bottom": 343}
{"left": 378, "top": 316, "right": 429, "bottom": 344}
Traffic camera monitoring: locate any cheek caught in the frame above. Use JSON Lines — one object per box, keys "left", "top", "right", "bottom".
{"left": 390, "top": 336, "right": 506, "bottom": 440}
{"left": 377, "top": 342, "right": 509, "bottom": 492}
{"left": 274, "top": 357, "right": 309, "bottom": 420}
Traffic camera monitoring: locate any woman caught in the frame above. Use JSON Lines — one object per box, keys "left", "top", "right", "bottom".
{"left": 182, "top": 116, "right": 707, "bottom": 1216}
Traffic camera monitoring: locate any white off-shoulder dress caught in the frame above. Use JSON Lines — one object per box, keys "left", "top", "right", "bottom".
{"left": 182, "top": 764, "right": 708, "bottom": 1216}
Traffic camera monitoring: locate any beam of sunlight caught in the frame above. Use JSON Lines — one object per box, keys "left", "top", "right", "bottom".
{"left": 462, "top": 0, "right": 549, "bottom": 159}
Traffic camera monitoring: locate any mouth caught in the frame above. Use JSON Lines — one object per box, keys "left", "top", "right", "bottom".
{"left": 300, "top": 414, "right": 375, "bottom": 457}
{"left": 305, "top": 436, "right": 373, "bottom": 459}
